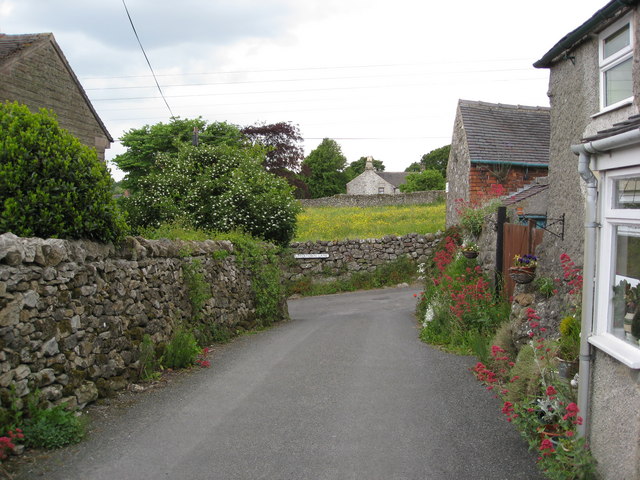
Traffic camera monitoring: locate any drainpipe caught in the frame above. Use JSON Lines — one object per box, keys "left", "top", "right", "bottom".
{"left": 570, "top": 144, "right": 598, "bottom": 438}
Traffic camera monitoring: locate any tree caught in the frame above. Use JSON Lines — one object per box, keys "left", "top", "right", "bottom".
{"left": 404, "top": 145, "right": 451, "bottom": 177}
{"left": 123, "top": 143, "right": 301, "bottom": 245}
{"left": 300, "top": 139, "right": 348, "bottom": 198}
{"left": 344, "top": 156, "right": 385, "bottom": 182}
{"left": 0, "top": 101, "right": 126, "bottom": 242}
{"left": 112, "top": 118, "right": 245, "bottom": 191}
{"left": 241, "top": 122, "right": 304, "bottom": 172}
{"left": 398, "top": 169, "right": 445, "bottom": 192}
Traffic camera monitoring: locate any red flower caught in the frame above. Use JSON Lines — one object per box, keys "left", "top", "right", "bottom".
{"left": 546, "top": 385, "right": 557, "bottom": 396}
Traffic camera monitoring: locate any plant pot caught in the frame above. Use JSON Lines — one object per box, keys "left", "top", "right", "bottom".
{"left": 556, "top": 358, "right": 578, "bottom": 379}
{"left": 509, "top": 267, "right": 536, "bottom": 284}
{"left": 462, "top": 250, "right": 479, "bottom": 259}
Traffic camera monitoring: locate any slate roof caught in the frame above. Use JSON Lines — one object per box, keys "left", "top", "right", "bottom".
{"left": 582, "top": 114, "right": 640, "bottom": 142}
{"left": 0, "top": 32, "right": 112, "bottom": 142}
{"left": 378, "top": 171, "right": 410, "bottom": 187}
{"left": 458, "top": 100, "right": 550, "bottom": 167}
{"left": 503, "top": 182, "right": 549, "bottom": 206}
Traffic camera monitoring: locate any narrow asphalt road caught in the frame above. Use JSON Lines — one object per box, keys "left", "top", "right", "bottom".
{"left": 13, "top": 286, "right": 544, "bottom": 480}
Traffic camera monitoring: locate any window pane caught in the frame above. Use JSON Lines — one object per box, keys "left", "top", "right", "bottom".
{"left": 612, "top": 225, "right": 640, "bottom": 347}
{"left": 605, "top": 58, "right": 633, "bottom": 106}
{"left": 604, "top": 24, "right": 630, "bottom": 58}
{"left": 614, "top": 177, "right": 640, "bottom": 209}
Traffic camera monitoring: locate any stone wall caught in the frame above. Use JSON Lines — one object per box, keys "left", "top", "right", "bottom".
{"left": 300, "top": 191, "right": 444, "bottom": 208}
{"left": 0, "top": 233, "right": 286, "bottom": 410}
{"left": 285, "top": 233, "right": 442, "bottom": 281}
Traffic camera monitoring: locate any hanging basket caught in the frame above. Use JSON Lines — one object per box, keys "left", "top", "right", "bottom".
{"left": 462, "top": 250, "right": 479, "bottom": 259}
{"left": 509, "top": 267, "right": 536, "bottom": 284}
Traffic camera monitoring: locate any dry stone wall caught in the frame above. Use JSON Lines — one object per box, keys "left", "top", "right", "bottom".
{"left": 300, "top": 191, "right": 445, "bottom": 208}
{"left": 0, "top": 233, "right": 285, "bottom": 410}
{"left": 286, "top": 233, "right": 442, "bottom": 281}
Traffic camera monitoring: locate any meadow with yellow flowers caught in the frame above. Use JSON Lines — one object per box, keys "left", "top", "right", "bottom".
{"left": 294, "top": 202, "right": 445, "bottom": 242}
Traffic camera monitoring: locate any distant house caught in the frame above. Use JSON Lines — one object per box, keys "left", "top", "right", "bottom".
{"left": 346, "top": 157, "right": 410, "bottom": 195}
{"left": 445, "top": 100, "right": 550, "bottom": 227}
{"left": 533, "top": 1, "right": 640, "bottom": 478}
{"left": 0, "top": 33, "right": 112, "bottom": 161}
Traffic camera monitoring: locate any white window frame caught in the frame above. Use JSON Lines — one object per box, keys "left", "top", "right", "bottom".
{"left": 591, "top": 164, "right": 640, "bottom": 368}
{"left": 378, "top": 186, "right": 385, "bottom": 194}
{"left": 598, "top": 15, "right": 634, "bottom": 112}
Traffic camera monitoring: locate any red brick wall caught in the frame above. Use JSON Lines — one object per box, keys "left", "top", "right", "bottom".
{"left": 469, "top": 164, "right": 547, "bottom": 204}
{"left": 0, "top": 41, "right": 110, "bottom": 161}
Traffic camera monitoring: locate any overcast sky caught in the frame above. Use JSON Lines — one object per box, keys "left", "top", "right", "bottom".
{"left": 1, "top": 0, "right": 607, "bottom": 180}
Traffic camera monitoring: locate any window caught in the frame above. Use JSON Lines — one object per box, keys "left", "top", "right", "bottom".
{"left": 378, "top": 187, "right": 385, "bottom": 194}
{"left": 593, "top": 166, "right": 640, "bottom": 367}
{"left": 599, "top": 17, "right": 634, "bottom": 110}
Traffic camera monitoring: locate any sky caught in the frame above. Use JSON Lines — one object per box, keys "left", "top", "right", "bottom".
{"left": 0, "top": 0, "right": 609, "bottom": 181}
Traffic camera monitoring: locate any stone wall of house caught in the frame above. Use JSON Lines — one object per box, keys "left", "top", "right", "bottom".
{"left": 300, "top": 191, "right": 444, "bottom": 208}
{"left": 446, "top": 105, "right": 470, "bottom": 227}
{"left": 346, "top": 170, "right": 398, "bottom": 195}
{"left": 285, "top": 233, "right": 442, "bottom": 281}
{"left": 0, "top": 233, "right": 287, "bottom": 410}
{"left": 0, "top": 38, "right": 110, "bottom": 161}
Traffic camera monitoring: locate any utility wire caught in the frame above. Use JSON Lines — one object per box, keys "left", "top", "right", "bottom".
{"left": 121, "top": 0, "right": 174, "bottom": 118}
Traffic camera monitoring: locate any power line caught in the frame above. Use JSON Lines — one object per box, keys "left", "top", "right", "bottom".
{"left": 79, "top": 57, "right": 534, "bottom": 81}
{"left": 121, "top": 0, "right": 174, "bottom": 118}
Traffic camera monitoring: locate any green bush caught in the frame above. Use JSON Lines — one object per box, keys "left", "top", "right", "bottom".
{"left": 122, "top": 143, "right": 301, "bottom": 245}
{"left": 162, "top": 327, "right": 201, "bottom": 369}
{"left": 399, "top": 169, "right": 445, "bottom": 192}
{"left": 23, "top": 403, "right": 84, "bottom": 449}
{"left": 0, "top": 101, "right": 127, "bottom": 242}
{"left": 138, "top": 334, "right": 160, "bottom": 380}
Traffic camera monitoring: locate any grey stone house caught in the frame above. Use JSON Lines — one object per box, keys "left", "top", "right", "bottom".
{"left": 346, "top": 157, "right": 409, "bottom": 195}
{"left": 534, "top": 1, "right": 640, "bottom": 478}
{"left": 0, "top": 33, "right": 112, "bottom": 161}
{"left": 445, "top": 100, "right": 550, "bottom": 227}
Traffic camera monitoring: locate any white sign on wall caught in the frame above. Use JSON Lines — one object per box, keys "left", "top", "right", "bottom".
{"left": 294, "top": 253, "right": 330, "bottom": 259}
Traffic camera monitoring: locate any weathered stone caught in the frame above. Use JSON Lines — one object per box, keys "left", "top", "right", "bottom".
{"left": 23, "top": 290, "right": 39, "bottom": 308}
{"left": 14, "top": 379, "right": 29, "bottom": 397}
{"left": 0, "top": 370, "right": 14, "bottom": 387}
{"left": 74, "top": 382, "right": 98, "bottom": 406}
{"left": 14, "top": 364, "right": 30, "bottom": 380}
{"left": 0, "top": 297, "right": 24, "bottom": 327}
{"left": 35, "top": 368, "right": 57, "bottom": 387}
{"left": 41, "top": 337, "right": 59, "bottom": 356}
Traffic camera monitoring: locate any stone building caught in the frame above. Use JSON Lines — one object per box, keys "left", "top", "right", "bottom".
{"left": 534, "top": 1, "right": 640, "bottom": 478}
{"left": 0, "top": 32, "right": 112, "bottom": 161}
{"left": 445, "top": 100, "right": 550, "bottom": 227}
{"left": 346, "top": 157, "right": 409, "bottom": 195}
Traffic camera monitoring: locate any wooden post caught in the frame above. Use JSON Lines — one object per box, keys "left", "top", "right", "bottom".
{"left": 528, "top": 218, "right": 536, "bottom": 253}
{"left": 495, "top": 207, "right": 507, "bottom": 296}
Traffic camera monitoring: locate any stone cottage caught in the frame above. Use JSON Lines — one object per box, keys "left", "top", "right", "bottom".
{"left": 534, "top": 1, "right": 640, "bottom": 478}
{"left": 346, "top": 157, "right": 409, "bottom": 195}
{"left": 0, "top": 32, "right": 112, "bottom": 161}
{"left": 445, "top": 100, "right": 550, "bottom": 227}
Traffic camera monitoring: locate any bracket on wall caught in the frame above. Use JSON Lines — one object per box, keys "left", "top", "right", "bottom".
{"left": 539, "top": 213, "right": 565, "bottom": 240}
{"left": 562, "top": 52, "right": 576, "bottom": 65}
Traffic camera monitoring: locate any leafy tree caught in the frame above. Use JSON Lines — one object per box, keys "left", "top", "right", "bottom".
{"left": 300, "top": 139, "right": 348, "bottom": 198}
{"left": 344, "top": 156, "right": 385, "bottom": 182}
{"left": 405, "top": 145, "right": 451, "bottom": 177}
{"left": 241, "top": 121, "right": 304, "bottom": 172}
{"left": 123, "top": 143, "right": 301, "bottom": 245}
{"left": 399, "top": 169, "right": 445, "bottom": 192}
{"left": 112, "top": 118, "right": 245, "bottom": 191}
{"left": 0, "top": 101, "right": 127, "bottom": 242}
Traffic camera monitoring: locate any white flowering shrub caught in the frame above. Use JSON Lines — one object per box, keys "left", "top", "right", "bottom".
{"left": 124, "top": 144, "right": 301, "bottom": 245}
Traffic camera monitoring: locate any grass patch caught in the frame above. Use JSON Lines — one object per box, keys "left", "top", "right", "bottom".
{"left": 287, "top": 256, "right": 417, "bottom": 296}
{"left": 294, "top": 203, "right": 445, "bottom": 242}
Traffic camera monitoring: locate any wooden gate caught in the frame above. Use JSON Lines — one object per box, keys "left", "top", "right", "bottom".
{"left": 502, "top": 220, "right": 544, "bottom": 299}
